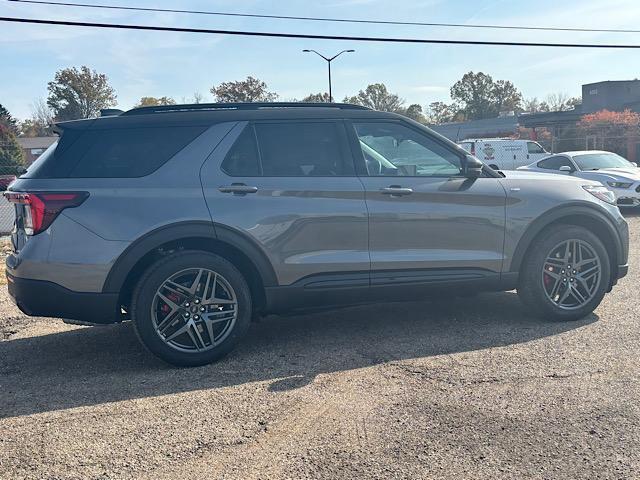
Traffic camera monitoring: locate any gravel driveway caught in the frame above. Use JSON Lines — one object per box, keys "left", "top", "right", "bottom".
{"left": 1, "top": 214, "right": 639, "bottom": 479}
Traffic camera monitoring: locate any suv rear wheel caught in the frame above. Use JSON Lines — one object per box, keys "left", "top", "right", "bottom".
{"left": 518, "top": 225, "right": 610, "bottom": 321}
{"left": 131, "top": 251, "right": 252, "bottom": 366}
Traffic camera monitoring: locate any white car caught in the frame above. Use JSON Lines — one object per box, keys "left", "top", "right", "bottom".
{"left": 518, "top": 150, "right": 640, "bottom": 207}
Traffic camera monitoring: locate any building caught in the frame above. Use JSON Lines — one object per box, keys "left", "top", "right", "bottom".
{"left": 581, "top": 80, "right": 640, "bottom": 114}
{"left": 17, "top": 136, "right": 57, "bottom": 165}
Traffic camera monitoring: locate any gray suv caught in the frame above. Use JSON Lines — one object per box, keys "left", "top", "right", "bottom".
{"left": 5, "top": 103, "right": 629, "bottom": 366}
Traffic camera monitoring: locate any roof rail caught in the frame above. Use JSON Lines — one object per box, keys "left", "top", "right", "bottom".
{"left": 122, "top": 102, "right": 370, "bottom": 116}
{"left": 100, "top": 108, "right": 124, "bottom": 117}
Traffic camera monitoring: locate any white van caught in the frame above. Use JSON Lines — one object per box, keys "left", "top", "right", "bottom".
{"left": 457, "top": 138, "right": 548, "bottom": 170}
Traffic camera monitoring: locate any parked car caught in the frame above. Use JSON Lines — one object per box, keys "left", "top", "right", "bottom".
{"left": 0, "top": 174, "right": 16, "bottom": 191}
{"left": 5, "top": 103, "right": 629, "bottom": 366}
{"left": 518, "top": 150, "right": 640, "bottom": 207}
{"left": 458, "top": 138, "right": 548, "bottom": 170}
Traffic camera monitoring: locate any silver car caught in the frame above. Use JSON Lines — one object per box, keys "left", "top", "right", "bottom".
{"left": 4, "top": 103, "right": 629, "bottom": 366}
{"left": 518, "top": 150, "right": 640, "bottom": 207}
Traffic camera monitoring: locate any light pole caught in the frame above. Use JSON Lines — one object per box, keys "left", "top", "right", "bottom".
{"left": 302, "top": 49, "right": 355, "bottom": 102}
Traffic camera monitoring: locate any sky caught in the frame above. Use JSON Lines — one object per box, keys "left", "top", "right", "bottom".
{"left": 1, "top": 0, "right": 640, "bottom": 120}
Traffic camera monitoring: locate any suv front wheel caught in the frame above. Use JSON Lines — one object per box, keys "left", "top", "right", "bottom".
{"left": 131, "top": 251, "right": 252, "bottom": 366}
{"left": 518, "top": 225, "right": 610, "bottom": 322}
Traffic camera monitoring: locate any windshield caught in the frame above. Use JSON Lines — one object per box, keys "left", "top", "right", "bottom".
{"left": 573, "top": 152, "right": 633, "bottom": 171}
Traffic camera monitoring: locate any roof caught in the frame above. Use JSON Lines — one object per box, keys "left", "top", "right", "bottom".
{"left": 122, "top": 102, "right": 369, "bottom": 116}
{"left": 518, "top": 109, "right": 583, "bottom": 128}
{"left": 583, "top": 79, "right": 640, "bottom": 88}
{"left": 56, "top": 102, "right": 396, "bottom": 130}
{"left": 429, "top": 116, "right": 519, "bottom": 141}
{"left": 560, "top": 150, "right": 611, "bottom": 157}
{"left": 459, "top": 138, "right": 525, "bottom": 143}
{"left": 17, "top": 136, "right": 58, "bottom": 149}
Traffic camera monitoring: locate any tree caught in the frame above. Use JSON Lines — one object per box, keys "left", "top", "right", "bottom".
{"left": 450, "top": 71, "right": 523, "bottom": 120}
{"left": 301, "top": 92, "right": 330, "bottom": 103}
{"left": 0, "top": 104, "right": 18, "bottom": 134}
{"left": 523, "top": 97, "right": 550, "bottom": 113}
{"left": 578, "top": 109, "right": 640, "bottom": 152}
{"left": 0, "top": 124, "right": 25, "bottom": 174}
{"left": 344, "top": 83, "right": 405, "bottom": 112}
{"left": 20, "top": 98, "right": 54, "bottom": 137}
{"left": 47, "top": 66, "right": 117, "bottom": 121}
{"left": 135, "top": 96, "right": 176, "bottom": 108}
{"left": 425, "top": 101, "right": 459, "bottom": 124}
{"left": 400, "top": 104, "right": 426, "bottom": 123}
{"left": 210, "top": 76, "right": 278, "bottom": 102}
{"left": 492, "top": 79, "right": 522, "bottom": 113}
{"left": 566, "top": 96, "right": 582, "bottom": 110}
{"left": 545, "top": 92, "right": 580, "bottom": 112}
{"left": 192, "top": 92, "right": 204, "bottom": 104}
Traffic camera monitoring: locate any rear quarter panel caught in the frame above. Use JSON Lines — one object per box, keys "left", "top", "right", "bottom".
{"left": 8, "top": 122, "right": 237, "bottom": 292}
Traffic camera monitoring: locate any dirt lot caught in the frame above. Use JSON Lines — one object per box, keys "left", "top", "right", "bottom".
{"left": 1, "top": 216, "right": 639, "bottom": 480}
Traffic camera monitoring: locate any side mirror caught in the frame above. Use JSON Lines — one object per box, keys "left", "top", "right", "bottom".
{"left": 632, "top": 162, "right": 638, "bottom": 167}
{"left": 559, "top": 165, "right": 573, "bottom": 173}
{"left": 464, "top": 155, "right": 483, "bottom": 178}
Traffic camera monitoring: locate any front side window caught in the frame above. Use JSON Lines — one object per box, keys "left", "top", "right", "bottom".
{"left": 527, "top": 141, "right": 546, "bottom": 154}
{"left": 255, "top": 122, "right": 349, "bottom": 176}
{"left": 353, "top": 122, "right": 462, "bottom": 177}
{"left": 537, "top": 156, "right": 574, "bottom": 171}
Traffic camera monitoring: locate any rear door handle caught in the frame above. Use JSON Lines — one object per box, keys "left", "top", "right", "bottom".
{"left": 380, "top": 186, "right": 413, "bottom": 196}
{"left": 218, "top": 183, "right": 258, "bottom": 195}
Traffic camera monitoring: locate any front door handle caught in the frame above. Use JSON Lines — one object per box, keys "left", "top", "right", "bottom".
{"left": 380, "top": 186, "right": 413, "bottom": 196}
{"left": 218, "top": 183, "right": 258, "bottom": 195}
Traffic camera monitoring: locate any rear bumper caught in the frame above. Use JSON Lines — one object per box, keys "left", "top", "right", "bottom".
{"left": 7, "top": 273, "right": 119, "bottom": 324}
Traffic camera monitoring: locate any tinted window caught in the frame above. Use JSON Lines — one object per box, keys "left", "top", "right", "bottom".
{"left": 255, "top": 122, "right": 349, "bottom": 176}
{"left": 537, "top": 156, "right": 573, "bottom": 170}
{"left": 354, "top": 122, "right": 461, "bottom": 177}
{"left": 527, "top": 142, "right": 546, "bottom": 154}
{"left": 221, "top": 126, "right": 261, "bottom": 176}
{"left": 68, "top": 127, "right": 206, "bottom": 178}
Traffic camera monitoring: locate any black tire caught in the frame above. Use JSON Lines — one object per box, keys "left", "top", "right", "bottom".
{"left": 517, "top": 225, "right": 610, "bottom": 322}
{"left": 131, "top": 250, "right": 252, "bottom": 367}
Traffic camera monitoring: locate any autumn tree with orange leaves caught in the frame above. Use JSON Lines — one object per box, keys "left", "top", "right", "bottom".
{"left": 578, "top": 109, "right": 640, "bottom": 152}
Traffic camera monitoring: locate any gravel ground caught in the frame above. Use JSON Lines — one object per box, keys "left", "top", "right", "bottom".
{"left": 1, "top": 214, "right": 639, "bottom": 480}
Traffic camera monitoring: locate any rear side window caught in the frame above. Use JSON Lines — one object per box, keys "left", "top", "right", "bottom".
{"left": 26, "top": 126, "right": 206, "bottom": 178}
{"left": 256, "top": 122, "right": 350, "bottom": 176}
{"left": 221, "top": 126, "right": 261, "bottom": 176}
{"left": 537, "top": 156, "right": 573, "bottom": 170}
{"left": 69, "top": 127, "right": 206, "bottom": 178}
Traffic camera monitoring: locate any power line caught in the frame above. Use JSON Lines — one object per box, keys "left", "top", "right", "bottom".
{"left": 3, "top": 16, "right": 640, "bottom": 49}
{"left": 7, "top": 0, "right": 640, "bottom": 34}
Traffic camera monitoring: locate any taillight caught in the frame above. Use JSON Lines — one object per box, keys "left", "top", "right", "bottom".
{"left": 4, "top": 191, "right": 89, "bottom": 235}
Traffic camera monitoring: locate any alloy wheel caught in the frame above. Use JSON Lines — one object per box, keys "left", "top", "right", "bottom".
{"left": 151, "top": 268, "right": 238, "bottom": 352}
{"left": 542, "top": 239, "right": 602, "bottom": 310}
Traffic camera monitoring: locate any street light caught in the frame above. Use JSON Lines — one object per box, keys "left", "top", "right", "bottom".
{"left": 302, "top": 49, "right": 355, "bottom": 102}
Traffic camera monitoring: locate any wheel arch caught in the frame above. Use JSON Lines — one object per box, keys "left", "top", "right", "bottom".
{"left": 510, "top": 205, "right": 624, "bottom": 285}
{"left": 103, "top": 221, "right": 277, "bottom": 314}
